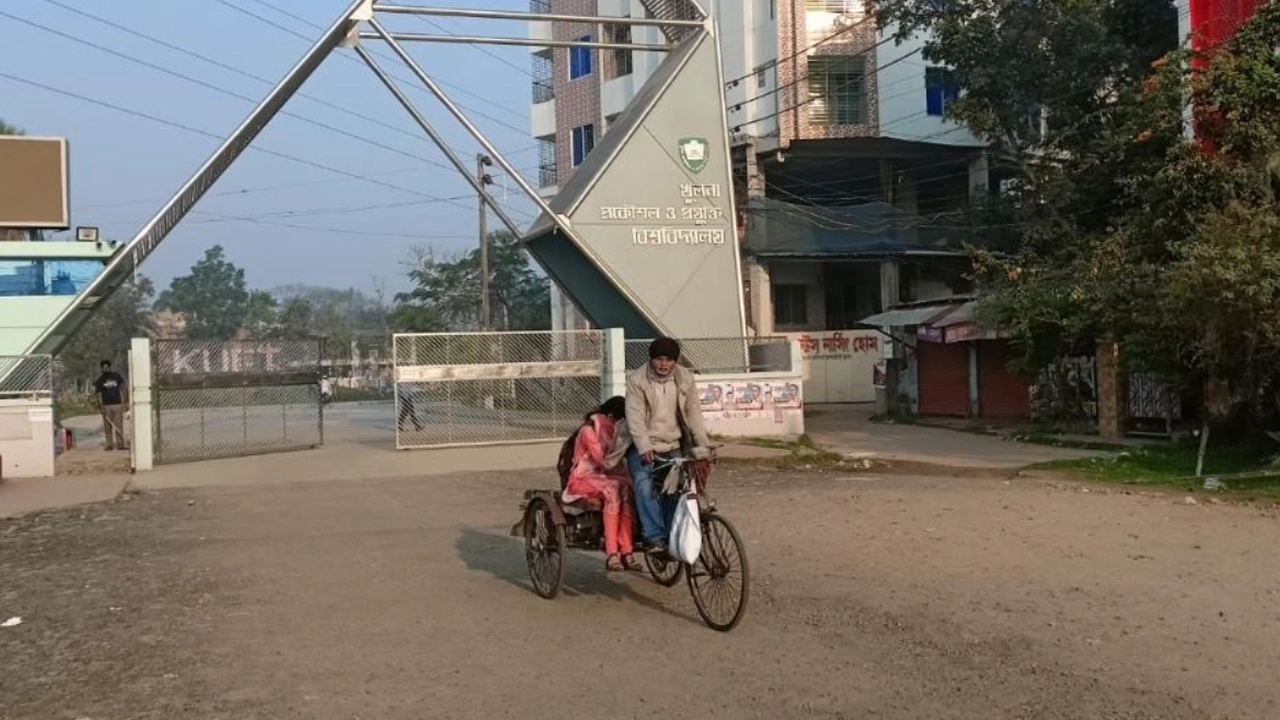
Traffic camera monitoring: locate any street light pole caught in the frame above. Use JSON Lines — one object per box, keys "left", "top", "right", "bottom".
{"left": 477, "top": 153, "right": 493, "bottom": 331}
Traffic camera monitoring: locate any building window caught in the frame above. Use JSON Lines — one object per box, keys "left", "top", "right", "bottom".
{"left": 805, "top": 0, "right": 862, "bottom": 12}
{"left": 925, "top": 67, "right": 960, "bottom": 117}
{"left": 755, "top": 63, "right": 769, "bottom": 89}
{"left": 569, "top": 36, "right": 593, "bottom": 80}
{"left": 773, "top": 284, "right": 809, "bottom": 326}
{"left": 807, "top": 55, "right": 867, "bottom": 126}
{"left": 0, "top": 260, "right": 102, "bottom": 297}
{"left": 571, "top": 124, "right": 595, "bottom": 167}
{"left": 608, "top": 24, "right": 633, "bottom": 79}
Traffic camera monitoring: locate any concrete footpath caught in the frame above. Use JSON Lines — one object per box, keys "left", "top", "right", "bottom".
{"left": 0, "top": 474, "right": 131, "bottom": 519}
{"left": 806, "top": 405, "right": 1098, "bottom": 470}
{"left": 3, "top": 404, "right": 1101, "bottom": 518}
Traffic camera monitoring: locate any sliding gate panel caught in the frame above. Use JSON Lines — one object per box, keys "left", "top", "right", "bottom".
{"left": 393, "top": 331, "right": 603, "bottom": 449}
{"left": 152, "top": 339, "right": 323, "bottom": 464}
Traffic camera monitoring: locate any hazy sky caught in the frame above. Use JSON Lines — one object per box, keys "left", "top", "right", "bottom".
{"left": 1, "top": 0, "right": 539, "bottom": 296}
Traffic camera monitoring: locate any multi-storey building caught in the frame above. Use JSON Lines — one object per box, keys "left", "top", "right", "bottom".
{"left": 531, "top": 0, "right": 992, "bottom": 337}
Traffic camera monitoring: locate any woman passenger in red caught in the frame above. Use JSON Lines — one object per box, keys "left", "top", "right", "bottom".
{"left": 563, "top": 396, "right": 640, "bottom": 572}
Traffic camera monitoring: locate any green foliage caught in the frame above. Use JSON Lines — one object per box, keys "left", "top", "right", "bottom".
{"left": 893, "top": 0, "right": 1280, "bottom": 428}
{"left": 276, "top": 297, "right": 315, "bottom": 340}
{"left": 57, "top": 276, "right": 156, "bottom": 386}
{"left": 243, "top": 290, "right": 278, "bottom": 338}
{"left": 394, "top": 231, "right": 551, "bottom": 332}
{"left": 155, "top": 246, "right": 249, "bottom": 341}
{"left": 1038, "top": 443, "right": 1279, "bottom": 497}
{"left": 0, "top": 119, "right": 23, "bottom": 135}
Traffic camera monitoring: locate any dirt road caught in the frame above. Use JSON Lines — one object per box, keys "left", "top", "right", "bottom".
{"left": 2, "top": 466, "right": 1278, "bottom": 719}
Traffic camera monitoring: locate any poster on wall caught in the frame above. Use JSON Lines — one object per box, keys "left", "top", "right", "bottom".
{"left": 700, "top": 383, "right": 725, "bottom": 412}
{"left": 698, "top": 379, "right": 805, "bottom": 424}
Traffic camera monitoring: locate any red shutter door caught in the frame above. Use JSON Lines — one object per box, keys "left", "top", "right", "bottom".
{"left": 978, "top": 341, "right": 1031, "bottom": 419}
{"left": 917, "top": 340, "right": 969, "bottom": 416}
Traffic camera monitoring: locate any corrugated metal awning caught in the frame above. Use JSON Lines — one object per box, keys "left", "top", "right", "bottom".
{"left": 930, "top": 301, "right": 978, "bottom": 327}
{"left": 859, "top": 304, "right": 960, "bottom": 328}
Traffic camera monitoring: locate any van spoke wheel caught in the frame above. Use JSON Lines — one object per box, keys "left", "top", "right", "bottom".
{"left": 686, "top": 514, "right": 749, "bottom": 632}
{"left": 645, "top": 550, "right": 683, "bottom": 587}
{"left": 524, "top": 498, "right": 565, "bottom": 599}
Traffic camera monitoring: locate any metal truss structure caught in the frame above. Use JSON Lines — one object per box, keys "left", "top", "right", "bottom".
{"left": 23, "top": 0, "right": 719, "bottom": 357}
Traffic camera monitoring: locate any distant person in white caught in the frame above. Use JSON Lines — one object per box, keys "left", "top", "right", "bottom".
{"left": 320, "top": 376, "right": 333, "bottom": 403}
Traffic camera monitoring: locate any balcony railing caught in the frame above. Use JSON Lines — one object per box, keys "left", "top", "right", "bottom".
{"left": 538, "top": 163, "right": 558, "bottom": 189}
{"left": 532, "top": 79, "right": 554, "bottom": 104}
{"left": 530, "top": 0, "right": 551, "bottom": 12}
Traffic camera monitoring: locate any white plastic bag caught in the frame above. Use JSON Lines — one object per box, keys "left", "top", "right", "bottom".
{"left": 668, "top": 492, "right": 702, "bottom": 564}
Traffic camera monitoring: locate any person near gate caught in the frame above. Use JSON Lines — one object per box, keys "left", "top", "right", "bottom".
{"left": 93, "top": 359, "right": 129, "bottom": 451}
{"left": 624, "top": 337, "right": 712, "bottom": 555}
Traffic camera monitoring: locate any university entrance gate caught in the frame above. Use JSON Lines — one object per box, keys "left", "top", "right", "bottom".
{"left": 392, "top": 331, "right": 603, "bottom": 450}
{"left": 151, "top": 339, "right": 324, "bottom": 464}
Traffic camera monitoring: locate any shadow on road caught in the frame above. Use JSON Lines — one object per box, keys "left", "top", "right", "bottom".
{"left": 454, "top": 527, "right": 696, "bottom": 626}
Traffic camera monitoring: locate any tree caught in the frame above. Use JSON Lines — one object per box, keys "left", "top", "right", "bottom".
{"left": 276, "top": 297, "right": 315, "bottom": 339}
{"left": 0, "top": 119, "right": 22, "bottom": 136}
{"left": 940, "top": 2, "right": 1280, "bottom": 431}
{"left": 58, "top": 276, "right": 156, "bottom": 387}
{"left": 394, "top": 232, "right": 551, "bottom": 332}
{"left": 155, "top": 245, "right": 249, "bottom": 340}
{"left": 243, "top": 290, "right": 279, "bottom": 338}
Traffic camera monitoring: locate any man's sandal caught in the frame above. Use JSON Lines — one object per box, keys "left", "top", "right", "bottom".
{"left": 622, "top": 555, "right": 644, "bottom": 572}
{"left": 605, "top": 555, "right": 625, "bottom": 572}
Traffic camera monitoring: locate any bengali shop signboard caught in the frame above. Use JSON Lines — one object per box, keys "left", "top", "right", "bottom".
{"left": 785, "top": 330, "right": 884, "bottom": 404}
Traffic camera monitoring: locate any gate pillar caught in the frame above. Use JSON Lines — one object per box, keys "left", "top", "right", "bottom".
{"left": 129, "top": 337, "right": 154, "bottom": 471}
{"left": 602, "top": 328, "right": 627, "bottom": 401}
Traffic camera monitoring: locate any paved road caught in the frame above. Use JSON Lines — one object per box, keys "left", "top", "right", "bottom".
{"left": 3, "top": 464, "right": 1278, "bottom": 719}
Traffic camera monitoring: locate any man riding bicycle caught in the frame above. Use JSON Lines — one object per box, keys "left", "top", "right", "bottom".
{"left": 624, "top": 336, "right": 712, "bottom": 555}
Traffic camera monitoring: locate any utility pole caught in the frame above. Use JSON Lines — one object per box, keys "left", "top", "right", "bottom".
{"left": 477, "top": 153, "right": 494, "bottom": 331}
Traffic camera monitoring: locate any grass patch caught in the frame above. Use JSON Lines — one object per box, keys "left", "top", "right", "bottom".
{"left": 56, "top": 394, "right": 99, "bottom": 420}
{"left": 1036, "top": 442, "right": 1280, "bottom": 498}
{"left": 721, "top": 434, "right": 861, "bottom": 472}
{"left": 736, "top": 434, "right": 816, "bottom": 451}
{"left": 1013, "top": 432, "right": 1134, "bottom": 453}
{"left": 331, "top": 387, "right": 394, "bottom": 403}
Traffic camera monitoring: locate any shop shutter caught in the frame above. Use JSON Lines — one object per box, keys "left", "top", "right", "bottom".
{"left": 917, "top": 340, "right": 969, "bottom": 416}
{"left": 978, "top": 341, "right": 1031, "bottom": 419}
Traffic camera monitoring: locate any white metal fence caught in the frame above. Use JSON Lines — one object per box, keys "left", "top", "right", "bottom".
{"left": 392, "top": 330, "right": 604, "bottom": 449}
{"left": 0, "top": 355, "right": 54, "bottom": 399}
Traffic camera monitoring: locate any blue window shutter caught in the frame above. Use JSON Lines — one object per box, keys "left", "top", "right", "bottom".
{"left": 569, "top": 36, "right": 593, "bottom": 79}
{"left": 926, "top": 86, "right": 943, "bottom": 116}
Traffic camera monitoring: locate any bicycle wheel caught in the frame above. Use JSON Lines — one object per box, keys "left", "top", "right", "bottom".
{"left": 687, "top": 513, "right": 749, "bottom": 632}
{"left": 524, "top": 497, "right": 566, "bottom": 599}
{"left": 645, "top": 550, "right": 684, "bottom": 587}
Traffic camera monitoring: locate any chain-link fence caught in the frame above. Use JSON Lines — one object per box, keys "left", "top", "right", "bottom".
{"left": 325, "top": 335, "right": 394, "bottom": 400}
{"left": 393, "top": 331, "right": 603, "bottom": 449}
{"left": 0, "top": 355, "right": 54, "bottom": 398}
{"left": 155, "top": 385, "right": 321, "bottom": 463}
{"left": 625, "top": 337, "right": 793, "bottom": 374}
{"left": 152, "top": 339, "right": 323, "bottom": 464}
